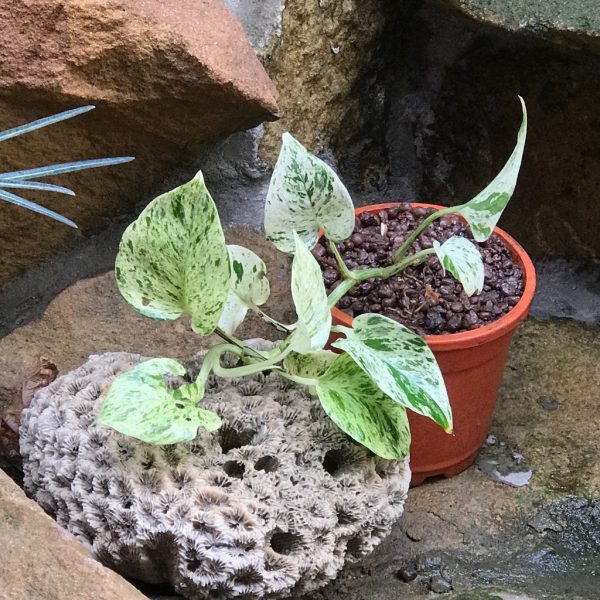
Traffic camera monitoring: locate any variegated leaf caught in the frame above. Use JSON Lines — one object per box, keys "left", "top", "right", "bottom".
{"left": 433, "top": 236, "right": 484, "bottom": 297}
{"left": 316, "top": 353, "right": 411, "bottom": 459}
{"left": 332, "top": 313, "right": 452, "bottom": 432}
{"left": 115, "top": 171, "right": 230, "bottom": 335}
{"left": 283, "top": 350, "right": 337, "bottom": 379}
{"left": 218, "top": 245, "right": 270, "bottom": 335}
{"left": 265, "top": 133, "right": 355, "bottom": 253}
{"left": 97, "top": 358, "right": 221, "bottom": 445}
{"left": 458, "top": 97, "right": 527, "bottom": 242}
{"left": 291, "top": 231, "right": 332, "bottom": 350}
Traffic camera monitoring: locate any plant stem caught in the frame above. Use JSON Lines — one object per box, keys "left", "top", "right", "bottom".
{"left": 211, "top": 338, "right": 295, "bottom": 378}
{"left": 328, "top": 278, "right": 357, "bottom": 308}
{"left": 279, "top": 371, "right": 319, "bottom": 388}
{"left": 393, "top": 206, "right": 458, "bottom": 263}
{"left": 249, "top": 304, "right": 293, "bottom": 333}
{"left": 214, "top": 327, "right": 265, "bottom": 359}
{"left": 328, "top": 239, "right": 356, "bottom": 280}
{"left": 196, "top": 343, "right": 242, "bottom": 389}
{"left": 327, "top": 248, "right": 436, "bottom": 309}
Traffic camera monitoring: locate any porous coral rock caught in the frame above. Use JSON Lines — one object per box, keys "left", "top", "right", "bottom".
{"left": 20, "top": 351, "right": 410, "bottom": 599}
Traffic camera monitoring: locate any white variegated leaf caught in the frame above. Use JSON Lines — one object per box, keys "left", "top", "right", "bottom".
{"left": 458, "top": 96, "right": 527, "bottom": 242}
{"left": 265, "top": 133, "right": 355, "bottom": 253}
{"left": 433, "top": 236, "right": 484, "bottom": 297}
{"left": 291, "top": 231, "right": 332, "bottom": 351}
{"left": 97, "top": 358, "right": 221, "bottom": 445}
{"left": 283, "top": 350, "right": 337, "bottom": 379}
{"left": 115, "top": 171, "right": 230, "bottom": 336}
{"left": 332, "top": 313, "right": 452, "bottom": 432}
{"left": 218, "top": 245, "right": 270, "bottom": 335}
{"left": 316, "top": 353, "right": 411, "bottom": 459}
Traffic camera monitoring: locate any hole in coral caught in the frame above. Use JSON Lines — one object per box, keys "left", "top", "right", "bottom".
{"left": 254, "top": 455, "right": 279, "bottom": 473}
{"left": 187, "top": 558, "right": 202, "bottom": 571}
{"left": 218, "top": 425, "right": 256, "bottom": 454}
{"left": 233, "top": 565, "right": 263, "bottom": 586}
{"left": 375, "top": 466, "right": 391, "bottom": 479}
{"left": 141, "top": 452, "right": 156, "bottom": 470}
{"left": 322, "top": 449, "right": 348, "bottom": 476}
{"left": 223, "top": 460, "right": 246, "bottom": 479}
{"left": 336, "top": 506, "right": 357, "bottom": 525}
{"left": 269, "top": 530, "right": 302, "bottom": 556}
{"left": 346, "top": 536, "right": 363, "bottom": 558}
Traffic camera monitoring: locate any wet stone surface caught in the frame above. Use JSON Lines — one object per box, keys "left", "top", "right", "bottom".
{"left": 315, "top": 206, "right": 524, "bottom": 335}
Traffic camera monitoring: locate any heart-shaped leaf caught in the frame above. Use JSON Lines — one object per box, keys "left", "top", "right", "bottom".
{"left": 97, "top": 358, "right": 221, "bottom": 445}
{"left": 115, "top": 171, "right": 230, "bottom": 335}
{"left": 218, "top": 245, "right": 270, "bottom": 335}
{"left": 291, "top": 231, "right": 332, "bottom": 351}
{"left": 332, "top": 313, "right": 452, "bottom": 432}
{"left": 265, "top": 133, "right": 355, "bottom": 253}
{"left": 458, "top": 97, "right": 527, "bottom": 242}
{"left": 433, "top": 236, "right": 484, "bottom": 297}
{"left": 316, "top": 353, "right": 411, "bottom": 459}
{"left": 283, "top": 350, "right": 337, "bottom": 379}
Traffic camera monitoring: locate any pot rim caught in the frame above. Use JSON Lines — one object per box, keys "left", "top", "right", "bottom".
{"left": 327, "top": 202, "right": 537, "bottom": 350}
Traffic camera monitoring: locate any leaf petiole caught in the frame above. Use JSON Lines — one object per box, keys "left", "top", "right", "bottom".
{"left": 327, "top": 239, "right": 356, "bottom": 280}
{"left": 392, "top": 206, "right": 460, "bottom": 263}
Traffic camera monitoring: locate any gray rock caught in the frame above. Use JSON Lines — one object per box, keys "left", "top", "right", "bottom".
{"left": 536, "top": 395, "right": 559, "bottom": 411}
{"left": 20, "top": 351, "right": 410, "bottom": 599}
{"left": 429, "top": 573, "right": 453, "bottom": 593}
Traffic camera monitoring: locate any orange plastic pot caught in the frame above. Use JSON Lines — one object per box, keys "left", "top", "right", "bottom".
{"left": 326, "top": 202, "right": 536, "bottom": 486}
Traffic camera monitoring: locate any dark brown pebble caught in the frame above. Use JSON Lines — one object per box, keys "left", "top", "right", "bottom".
{"left": 351, "top": 233, "right": 364, "bottom": 245}
{"left": 323, "top": 268, "right": 339, "bottom": 286}
{"left": 379, "top": 284, "right": 394, "bottom": 298}
{"left": 396, "top": 565, "right": 418, "bottom": 583}
{"left": 446, "top": 314, "right": 463, "bottom": 331}
{"left": 312, "top": 243, "right": 326, "bottom": 258}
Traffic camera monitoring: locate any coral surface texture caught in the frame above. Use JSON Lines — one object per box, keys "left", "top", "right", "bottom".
{"left": 20, "top": 351, "right": 410, "bottom": 599}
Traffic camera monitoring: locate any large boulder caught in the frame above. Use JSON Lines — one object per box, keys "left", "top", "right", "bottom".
{"left": 20, "top": 351, "right": 410, "bottom": 599}
{"left": 0, "top": 0, "right": 278, "bottom": 287}
{"left": 0, "top": 468, "right": 147, "bottom": 600}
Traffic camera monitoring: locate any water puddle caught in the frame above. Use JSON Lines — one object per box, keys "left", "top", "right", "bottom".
{"left": 476, "top": 436, "right": 533, "bottom": 487}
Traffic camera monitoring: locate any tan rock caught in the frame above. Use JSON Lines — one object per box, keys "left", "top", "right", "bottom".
{"left": 0, "top": 0, "right": 278, "bottom": 286}
{"left": 0, "top": 469, "right": 148, "bottom": 600}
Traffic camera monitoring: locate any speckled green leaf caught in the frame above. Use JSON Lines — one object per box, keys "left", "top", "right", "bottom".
{"left": 115, "top": 171, "right": 229, "bottom": 335}
{"left": 265, "top": 133, "right": 355, "bottom": 253}
{"left": 97, "top": 358, "right": 221, "bottom": 445}
{"left": 218, "top": 245, "right": 270, "bottom": 335}
{"left": 458, "top": 97, "right": 527, "bottom": 242}
{"left": 316, "top": 353, "right": 411, "bottom": 459}
{"left": 433, "top": 236, "right": 484, "bottom": 297}
{"left": 332, "top": 313, "right": 452, "bottom": 432}
{"left": 291, "top": 231, "right": 332, "bottom": 350}
{"left": 283, "top": 350, "right": 337, "bottom": 379}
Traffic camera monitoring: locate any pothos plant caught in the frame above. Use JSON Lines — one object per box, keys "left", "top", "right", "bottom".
{"left": 98, "top": 98, "right": 527, "bottom": 460}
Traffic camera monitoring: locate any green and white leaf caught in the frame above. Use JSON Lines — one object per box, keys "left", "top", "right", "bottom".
{"left": 291, "top": 231, "right": 332, "bottom": 351}
{"left": 316, "top": 353, "right": 411, "bottom": 459}
{"left": 115, "top": 171, "right": 230, "bottom": 335}
{"left": 265, "top": 133, "right": 355, "bottom": 253}
{"left": 283, "top": 350, "right": 337, "bottom": 379}
{"left": 218, "top": 245, "right": 270, "bottom": 335}
{"left": 97, "top": 358, "right": 221, "bottom": 445}
{"left": 433, "top": 236, "right": 484, "bottom": 297}
{"left": 457, "top": 97, "right": 527, "bottom": 242}
{"left": 332, "top": 313, "right": 452, "bottom": 432}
